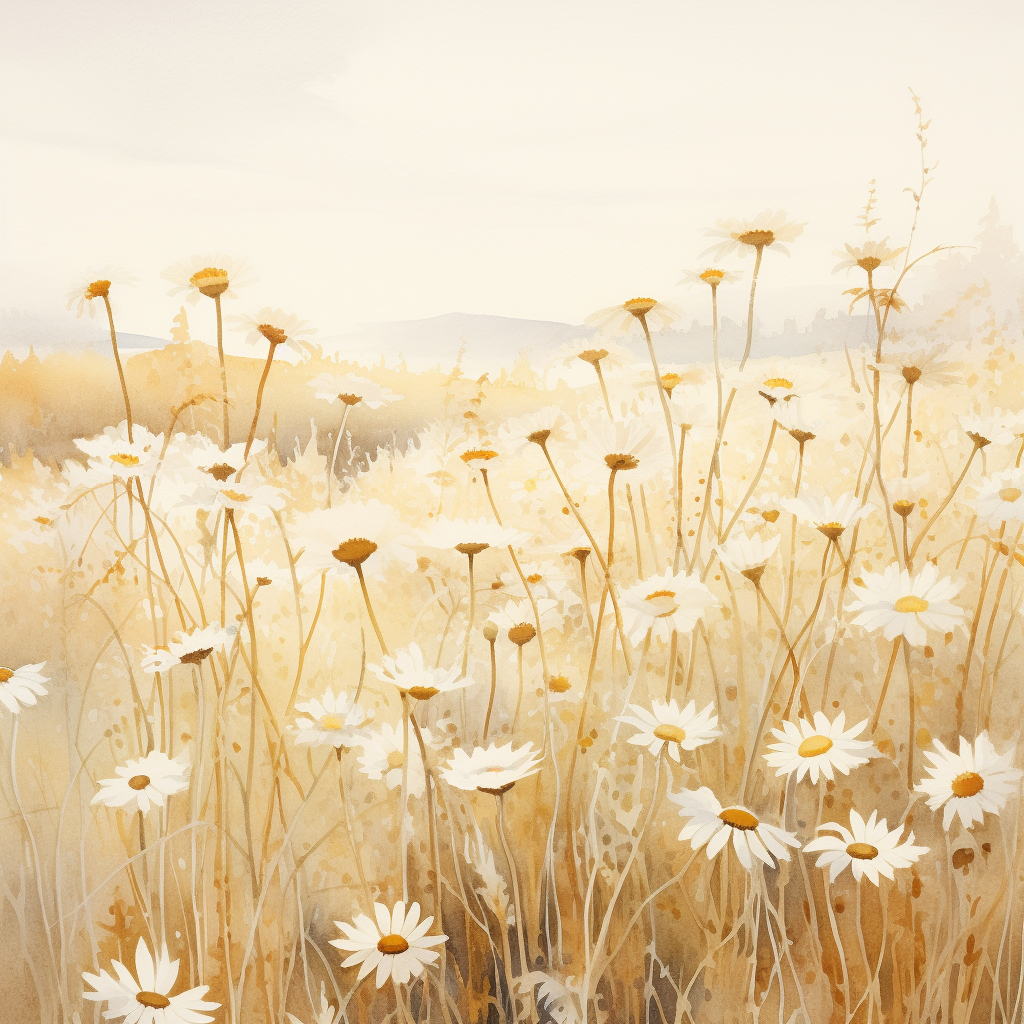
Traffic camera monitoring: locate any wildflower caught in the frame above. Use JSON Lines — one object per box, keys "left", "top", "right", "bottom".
{"left": 141, "top": 625, "right": 235, "bottom": 673}
{"left": 670, "top": 786, "right": 800, "bottom": 870}
{"left": 83, "top": 937, "right": 218, "bottom": 1024}
{"left": 716, "top": 531, "right": 781, "bottom": 583}
{"left": 764, "top": 712, "right": 873, "bottom": 784}
{"left": 573, "top": 415, "right": 670, "bottom": 486}
{"left": 173, "top": 435, "right": 266, "bottom": 483}
{"left": 547, "top": 338, "right": 635, "bottom": 386}
{"left": 620, "top": 568, "right": 719, "bottom": 644}
{"left": 0, "top": 662, "right": 49, "bottom": 714}
{"left": 873, "top": 343, "right": 963, "bottom": 391}
{"left": 615, "top": 699, "right": 721, "bottom": 761}
{"left": 331, "top": 901, "right": 447, "bottom": 988}
{"left": 181, "top": 481, "right": 287, "bottom": 518}
{"left": 308, "top": 371, "right": 402, "bottom": 409}
{"left": 231, "top": 307, "right": 318, "bottom": 358}
{"left": 441, "top": 741, "right": 544, "bottom": 793}
{"left": 960, "top": 413, "right": 1017, "bottom": 449}
{"left": 460, "top": 447, "right": 502, "bottom": 471}
{"left": 75, "top": 424, "right": 163, "bottom": 483}
{"left": 162, "top": 253, "right": 256, "bottom": 305}
{"left": 487, "top": 597, "right": 559, "bottom": 643}
{"left": 915, "top": 733, "right": 1022, "bottom": 831}
{"left": 585, "top": 298, "right": 683, "bottom": 338}
{"left": 967, "top": 468, "right": 1024, "bottom": 526}
{"left": 831, "top": 238, "right": 905, "bottom": 275}
{"left": 368, "top": 644, "right": 473, "bottom": 700}
{"left": 91, "top": 751, "right": 190, "bottom": 816}
{"left": 848, "top": 562, "right": 964, "bottom": 647}
{"left": 292, "top": 690, "right": 373, "bottom": 749}
{"left": 418, "top": 517, "right": 527, "bottom": 555}
{"left": 66, "top": 269, "right": 138, "bottom": 318}
{"left": 357, "top": 723, "right": 434, "bottom": 797}
{"left": 291, "top": 500, "right": 407, "bottom": 575}
{"left": 783, "top": 491, "right": 872, "bottom": 542}
{"left": 678, "top": 267, "right": 742, "bottom": 289}
{"left": 702, "top": 210, "right": 805, "bottom": 261}
{"left": 804, "top": 810, "right": 928, "bottom": 884}
{"left": 499, "top": 406, "right": 576, "bottom": 454}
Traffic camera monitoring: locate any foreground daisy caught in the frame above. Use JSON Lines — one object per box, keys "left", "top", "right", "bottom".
{"left": 292, "top": 690, "right": 374, "bottom": 749}
{"left": 620, "top": 568, "right": 719, "bottom": 644}
{"left": 75, "top": 424, "right": 163, "bottom": 483}
{"left": 331, "top": 900, "right": 447, "bottom": 988}
{"left": 670, "top": 786, "right": 800, "bottom": 870}
{"left": 83, "top": 937, "right": 218, "bottom": 1024}
{"left": 764, "top": 711, "right": 873, "bottom": 784}
{"left": 615, "top": 699, "right": 720, "bottom": 761}
{"left": 91, "top": 751, "right": 190, "bottom": 816}
{"left": 0, "top": 662, "right": 49, "bottom": 714}
{"left": 967, "top": 468, "right": 1024, "bottom": 527}
{"left": 915, "top": 733, "right": 1022, "bottom": 831}
{"left": 848, "top": 562, "right": 964, "bottom": 647}
{"left": 368, "top": 644, "right": 473, "bottom": 700}
{"left": 441, "top": 741, "right": 543, "bottom": 793}
{"left": 804, "top": 810, "right": 928, "bottom": 884}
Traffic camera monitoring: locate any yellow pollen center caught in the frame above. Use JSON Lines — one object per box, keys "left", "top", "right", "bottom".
{"left": 258, "top": 324, "right": 288, "bottom": 346}
{"left": 34, "top": 516, "right": 53, "bottom": 525}
{"left": 894, "top": 596, "right": 929, "bottom": 613}
{"left": 377, "top": 934, "right": 410, "bottom": 955}
{"left": 846, "top": 842, "right": 879, "bottom": 860}
{"left": 762, "top": 509, "right": 780, "bottom": 523}
{"left": 205, "top": 463, "right": 236, "bottom": 482}
{"left": 893, "top": 499, "right": 915, "bottom": 516}
{"left": 700, "top": 269, "right": 725, "bottom": 284}
{"left": 332, "top": 538, "right": 378, "bottom": 567}
{"left": 578, "top": 348, "right": 608, "bottom": 365}
{"left": 857, "top": 256, "right": 882, "bottom": 272}
{"left": 797, "top": 735, "right": 833, "bottom": 758}
{"left": 135, "top": 991, "right": 171, "bottom": 1009}
{"left": 110, "top": 453, "right": 140, "bottom": 467}
{"left": 527, "top": 573, "right": 543, "bottom": 583}
{"left": 951, "top": 771, "right": 984, "bottom": 798}
{"left": 86, "top": 280, "right": 111, "bottom": 299}
{"left": 386, "top": 751, "right": 405, "bottom": 770}
{"left": 320, "top": 715, "right": 344, "bottom": 730}
{"left": 461, "top": 449, "right": 499, "bottom": 464}
{"left": 190, "top": 268, "right": 229, "bottom": 297}
{"left": 902, "top": 365, "right": 923, "bottom": 385}
{"left": 548, "top": 675, "right": 571, "bottom": 693}
{"left": 999, "top": 487, "right": 1022, "bottom": 502}
{"left": 653, "top": 724, "right": 686, "bottom": 743}
{"left": 523, "top": 478, "right": 538, "bottom": 492}
{"left": 455, "top": 542, "right": 489, "bottom": 556}
{"left": 719, "top": 808, "right": 759, "bottom": 831}
{"left": 644, "top": 589, "right": 679, "bottom": 617}
{"left": 605, "top": 453, "right": 640, "bottom": 471}
{"left": 407, "top": 685, "right": 440, "bottom": 700}
{"left": 763, "top": 377, "right": 794, "bottom": 390}
{"left": 508, "top": 623, "right": 537, "bottom": 646}
{"left": 624, "top": 297, "right": 657, "bottom": 316}
{"left": 738, "top": 229, "right": 775, "bottom": 247}
{"left": 128, "top": 775, "right": 151, "bottom": 791}
{"left": 221, "top": 489, "right": 251, "bottom": 503}
{"left": 0, "top": 668, "right": 13, "bottom": 683}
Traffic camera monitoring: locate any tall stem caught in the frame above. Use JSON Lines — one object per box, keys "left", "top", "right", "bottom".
{"left": 214, "top": 293, "right": 229, "bottom": 449}
{"left": 244, "top": 340, "right": 280, "bottom": 460}
{"left": 102, "top": 294, "right": 133, "bottom": 441}
{"left": 461, "top": 552, "right": 476, "bottom": 675}
{"left": 870, "top": 636, "right": 903, "bottom": 733}
{"left": 740, "top": 244, "right": 764, "bottom": 370}
{"left": 496, "top": 793, "right": 530, "bottom": 979}
{"left": 355, "top": 563, "right": 389, "bottom": 656}
{"left": 606, "top": 468, "right": 619, "bottom": 566}
{"left": 327, "top": 403, "right": 353, "bottom": 508}
{"left": 483, "top": 637, "right": 497, "bottom": 740}
{"left": 903, "top": 380, "right": 915, "bottom": 478}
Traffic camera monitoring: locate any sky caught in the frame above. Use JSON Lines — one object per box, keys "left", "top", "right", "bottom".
{"left": 1, "top": 0, "right": 1022, "bottom": 352}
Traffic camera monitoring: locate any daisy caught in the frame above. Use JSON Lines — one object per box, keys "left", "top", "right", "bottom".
{"left": 915, "top": 733, "right": 1022, "bottom": 831}
{"left": 678, "top": 267, "right": 742, "bottom": 289}
{"left": 181, "top": 481, "right": 287, "bottom": 518}
{"left": 91, "top": 751, "right": 190, "bottom": 817}
{"left": 307, "top": 371, "right": 403, "bottom": 409}
{"left": 460, "top": 446, "right": 503, "bottom": 472}
{"left": 231, "top": 307, "right": 318, "bottom": 358}
{"left": 967, "top": 468, "right": 1024, "bottom": 526}
{"left": 716, "top": 531, "right": 781, "bottom": 582}
{"left": 357, "top": 723, "right": 434, "bottom": 798}
{"left": 619, "top": 568, "right": 719, "bottom": 645}
{"left": 960, "top": 413, "right": 1017, "bottom": 449}
{"left": 292, "top": 690, "right": 373, "bottom": 749}
{"left": 66, "top": 268, "right": 138, "bottom": 318}
{"left": 499, "top": 406, "right": 576, "bottom": 454}
{"left": 831, "top": 238, "right": 905, "bottom": 275}
{"left": 803, "top": 810, "right": 928, "bottom": 884}
{"left": 140, "top": 625, "right": 236, "bottom": 673}
{"left": 486, "top": 597, "right": 560, "bottom": 644}
{"left": 367, "top": 644, "right": 473, "bottom": 701}
{"left": 736, "top": 491, "right": 786, "bottom": 527}
{"left": 171, "top": 435, "right": 266, "bottom": 484}
{"left": 418, "top": 517, "right": 527, "bottom": 556}
{"left": 441, "top": 741, "right": 544, "bottom": 793}
{"left": 573, "top": 414, "right": 670, "bottom": 486}
{"left": 291, "top": 500, "right": 408, "bottom": 575}
{"left": 75, "top": 424, "right": 163, "bottom": 483}
{"left": 615, "top": 699, "right": 720, "bottom": 761}
{"left": 848, "top": 562, "right": 964, "bottom": 647}
{"left": 547, "top": 338, "right": 636, "bottom": 387}
{"left": 873, "top": 343, "right": 963, "bottom": 392}
{"left": 783, "top": 491, "right": 872, "bottom": 542}
{"left": 330, "top": 900, "right": 447, "bottom": 989}
{"left": 702, "top": 210, "right": 806, "bottom": 261}
{"left": 764, "top": 711, "right": 874, "bottom": 784}
{"left": 586, "top": 297, "right": 683, "bottom": 338}
{"left": 670, "top": 786, "right": 800, "bottom": 871}
{"left": 0, "top": 662, "right": 49, "bottom": 714}
{"left": 162, "top": 253, "right": 256, "bottom": 305}
{"left": 83, "top": 937, "right": 218, "bottom": 1024}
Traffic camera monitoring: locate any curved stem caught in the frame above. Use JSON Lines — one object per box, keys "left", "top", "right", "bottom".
{"left": 740, "top": 244, "right": 764, "bottom": 370}
{"left": 327, "top": 403, "right": 353, "bottom": 508}
{"left": 496, "top": 793, "right": 529, "bottom": 978}
{"left": 103, "top": 294, "right": 133, "bottom": 441}
{"left": 606, "top": 467, "right": 618, "bottom": 566}
{"left": 354, "top": 563, "right": 389, "bottom": 656}
{"left": 903, "top": 380, "right": 915, "bottom": 478}
{"left": 483, "top": 638, "right": 497, "bottom": 740}
{"left": 244, "top": 340, "right": 280, "bottom": 460}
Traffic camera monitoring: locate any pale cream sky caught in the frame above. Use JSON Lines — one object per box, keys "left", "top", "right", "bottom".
{"left": 1, "top": 0, "right": 1022, "bottom": 348}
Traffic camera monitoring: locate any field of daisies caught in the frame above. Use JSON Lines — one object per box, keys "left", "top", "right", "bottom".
{"left": 2, "top": 199, "right": 1024, "bottom": 1024}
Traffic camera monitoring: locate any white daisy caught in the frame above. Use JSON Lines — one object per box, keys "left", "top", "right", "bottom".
{"left": 291, "top": 500, "right": 408, "bottom": 575}
{"left": 967, "top": 468, "right": 1024, "bottom": 526}
{"left": 915, "top": 733, "right": 1022, "bottom": 831}
{"left": 848, "top": 562, "right": 964, "bottom": 647}
{"left": 783, "top": 491, "right": 872, "bottom": 543}
{"left": 803, "top": 809, "right": 929, "bottom": 884}
{"left": 83, "top": 937, "right": 218, "bottom": 1024}
{"left": 357, "top": 723, "right": 434, "bottom": 798}
{"left": 615, "top": 699, "right": 720, "bottom": 761}
{"left": 330, "top": 900, "right": 447, "bottom": 989}
{"left": 872, "top": 342, "right": 963, "bottom": 392}
{"left": 619, "top": 568, "right": 719, "bottom": 644}
{"left": 441, "top": 741, "right": 543, "bottom": 793}
{"left": 75, "top": 424, "right": 163, "bottom": 483}
{"left": 170, "top": 434, "right": 266, "bottom": 484}
{"left": 764, "top": 711, "right": 874, "bottom": 784}
{"left": 418, "top": 517, "right": 528, "bottom": 556}
{"left": 91, "top": 751, "right": 191, "bottom": 817}
{"left": 716, "top": 531, "right": 781, "bottom": 581}
{"left": 959, "top": 413, "right": 1017, "bottom": 449}
{"left": 0, "top": 662, "right": 49, "bottom": 714}
{"left": 66, "top": 269, "right": 138, "bottom": 318}
{"left": 230, "top": 307, "right": 318, "bottom": 358}
{"left": 162, "top": 253, "right": 256, "bottom": 305}
{"left": 678, "top": 267, "right": 743, "bottom": 289}
{"left": 459, "top": 445, "right": 503, "bottom": 472}
{"left": 670, "top": 786, "right": 800, "bottom": 871}
{"left": 702, "top": 210, "right": 806, "bottom": 261}
{"left": 307, "top": 371, "right": 402, "bottom": 409}
{"left": 292, "top": 690, "right": 374, "bottom": 749}
{"left": 486, "top": 597, "right": 560, "bottom": 644}
{"left": 367, "top": 644, "right": 473, "bottom": 701}
{"left": 573, "top": 414, "right": 670, "bottom": 487}
{"left": 498, "top": 406, "right": 576, "bottom": 455}
{"left": 181, "top": 480, "right": 287, "bottom": 518}
{"left": 585, "top": 297, "right": 683, "bottom": 338}
{"left": 140, "top": 625, "right": 236, "bottom": 673}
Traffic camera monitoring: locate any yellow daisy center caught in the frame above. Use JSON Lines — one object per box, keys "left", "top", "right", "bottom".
{"left": 205, "top": 462, "right": 237, "bottom": 482}
{"left": 643, "top": 590, "right": 679, "bottom": 617}
{"left": 0, "top": 668, "right": 13, "bottom": 683}
{"left": 846, "top": 842, "right": 879, "bottom": 860}
{"left": 178, "top": 647, "right": 214, "bottom": 665}
{"left": 527, "top": 573, "right": 543, "bottom": 584}
{"left": 624, "top": 297, "right": 657, "bottom": 317}
{"left": 763, "top": 377, "right": 794, "bottom": 390}
{"left": 951, "top": 771, "right": 984, "bottom": 798}
{"left": 894, "top": 596, "right": 929, "bottom": 613}
{"left": 700, "top": 269, "right": 725, "bottom": 284}
{"left": 737, "top": 229, "right": 775, "bottom": 248}
{"left": 34, "top": 516, "right": 53, "bottom": 525}
{"left": 320, "top": 715, "right": 345, "bottom": 730}
{"left": 332, "top": 538, "right": 378, "bottom": 567}
{"left": 605, "top": 453, "right": 640, "bottom": 471}
{"left": 527, "top": 429, "right": 551, "bottom": 445}
{"left": 893, "top": 499, "right": 915, "bottom": 517}
{"left": 508, "top": 623, "right": 537, "bottom": 646}
{"left": 653, "top": 724, "right": 686, "bottom": 743}
{"left": 762, "top": 509, "right": 780, "bottom": 523}
{"left": 136, "top": 991, "right": 171, "bottom": 1009}
{"left": 461, "top": 449, "right": 499, "bottom": 464}
{"left": 817, "top": 522, "right": 845, "bottom": 541}
{"left": 86, "top": 280, "right": 111, "bottom": 300}
{"left": 999, "top": 487, "right": 1022, "bottom": 502}
{"left": 902, "top": 365, "right": 923, "bottom": 385}
{"left": 578, "top": 348, "right": 609, "bottom": 365}
{"left": 339, "top": 393, "right": 363, "bottom": 405}
{"left": 190, "top": 267, "right": 229, "bottom": 298}
{"left": 857, "top": 256, "right": 882, "bottom": 272}
{"left": 128, "top": 775, "right": 151, "bottom": 791}
{"left": 221, "top": 489, "right": 251, "bottom": 503}
{"left": 407, "top": 685, "right": 440, "bottom": 700}
{"left": 377, "top": 934, "right": 410, "bottom": 955}
{"left": 797, "top": 735, "right": 833, "bottom": 758}
{"left": 386, "top": 751, "right": 405, "bottom": 770}
{"left": 258, "top": 324, "right": 288, "bottom": 346}
{"left": 523, "top": 479, "right": 538, "bottom": 492}
{"left": 548, "top": 675, "right": 571, "bottom": 693}
{"left": 719, "top": 808, "right": 759, "bottom": 831}
{"left": 455, "top": 542, "right": 489, "bottom": 556}
{"left": 110, "top": 453, "right": 140, "bottom": 467}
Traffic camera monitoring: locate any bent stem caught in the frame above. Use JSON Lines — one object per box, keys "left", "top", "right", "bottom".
{"left": 244, "top": 339, "right": 281, "bottom": 460}
{"left": 483, "top": 634, "right": 497, "bottom": 740}
{"left": 740, "top": 244, "right": 765, "bottom": 370}
{"left": 327, "top": 402, "right": 353, "bottom": 508}
{"left": 495, "top": 791, "right": 530, "bottom": 981}
{"left": 354, "top": 563, "right": 390, "bottom": 657}
{"left": 102, "top": 294, "right": 134, "bottom": 441}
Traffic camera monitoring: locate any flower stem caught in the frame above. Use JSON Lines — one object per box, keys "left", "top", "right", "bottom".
{"left": 244, "top": 339, "right": 280, "bottom": 460}
{"left": 739, "top": 244, "right": 764, "bottom": 370}
{"left": 214, "top": 293, "right": 229, "bottom": 448}
{"left": 870, "top": 636, "right": 903, "bottom": 733}
{"left": 483, "top": 634, "right": 497, "bottom": 740}
{"left": 355, "top": 563, "right": 389, "bottom": 656}
{"left": 327, "top": 403, "right": 352, "bottom": 508}
{"left": 102, "top": 294, "right": 133, "bottom": 441}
